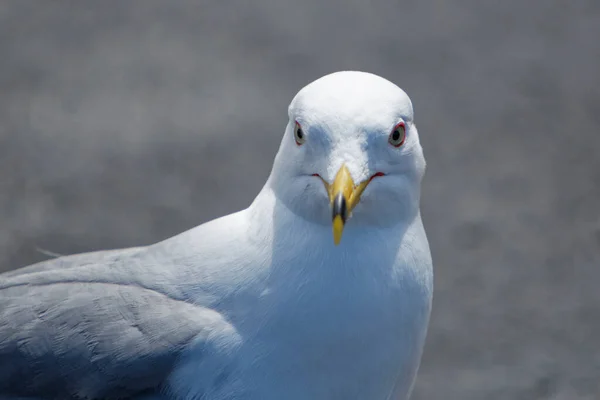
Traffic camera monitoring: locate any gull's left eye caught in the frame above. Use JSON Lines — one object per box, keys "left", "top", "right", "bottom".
{"left": 389, "top": 122, "right": 406, "bottom": 147}
{"left": 294, "top": 121, "right": 306, "bottom": 145}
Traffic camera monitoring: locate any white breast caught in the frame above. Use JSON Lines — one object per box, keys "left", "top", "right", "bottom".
{"left": 228, "top": 217, "right": 432, "bottom": 400}
{"left": 165, "top": 203, "right": 433, "bottom": 400}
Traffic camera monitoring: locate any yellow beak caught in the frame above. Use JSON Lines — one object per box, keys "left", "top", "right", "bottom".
{"left": 322, "top": 164, "right": 371, "bottom": 245}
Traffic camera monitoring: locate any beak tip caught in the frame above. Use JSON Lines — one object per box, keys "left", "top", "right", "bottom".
{"left": 332, "top": 215, "right": 344, "bottom": 245}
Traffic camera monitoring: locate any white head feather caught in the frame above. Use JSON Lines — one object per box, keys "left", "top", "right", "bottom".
{"left": 268, "top": 71, "right": 426, "bottom": 230}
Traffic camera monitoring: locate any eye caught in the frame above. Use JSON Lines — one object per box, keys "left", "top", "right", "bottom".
{"left": 294, "top": 121, "right": 306, "bottom": 145}
{"left": 388, "top": 122, "right": 406, "bottom": 147}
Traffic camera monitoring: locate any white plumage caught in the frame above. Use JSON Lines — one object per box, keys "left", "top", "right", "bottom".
{"left": 0, "top": 71, "right": 433, "bottom": 399}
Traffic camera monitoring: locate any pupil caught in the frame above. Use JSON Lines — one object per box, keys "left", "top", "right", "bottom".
{"left": 392, "top": 131, "right": 400, "bottom": 140}
{"left": 297, "top": 129, "right": 303, "bottom": 138}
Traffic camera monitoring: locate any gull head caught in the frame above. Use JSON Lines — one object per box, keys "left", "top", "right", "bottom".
{"left": 268, "top": 71, "right": 426, "bottom": 245}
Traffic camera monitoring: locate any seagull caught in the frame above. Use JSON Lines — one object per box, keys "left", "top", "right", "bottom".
{"left": 0, "top": 71, "right": 433, "bottom": 400}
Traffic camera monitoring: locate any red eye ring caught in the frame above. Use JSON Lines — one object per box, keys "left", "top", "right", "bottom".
{"left": 294, "top": 121, "right": 306, "bottom": 145}
{"left": 389, "top": 122, "right": 406, "bottom": 147}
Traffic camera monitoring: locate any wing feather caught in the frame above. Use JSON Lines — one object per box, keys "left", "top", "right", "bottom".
{"left": 0, "top": 252, "right": 223, "bottom": 399}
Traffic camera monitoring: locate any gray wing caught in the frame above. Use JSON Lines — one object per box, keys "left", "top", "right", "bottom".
{"left": 0, "top": 250, "right": 223, "bottom": 399}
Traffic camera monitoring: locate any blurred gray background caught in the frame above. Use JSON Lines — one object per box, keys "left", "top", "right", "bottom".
{"left": 1, "top": 1, "right": 599, "bottom": 398}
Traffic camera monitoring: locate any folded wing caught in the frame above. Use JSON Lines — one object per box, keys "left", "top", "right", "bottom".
{"left": 0, "top": 251, "right": 224, "bottom": 399}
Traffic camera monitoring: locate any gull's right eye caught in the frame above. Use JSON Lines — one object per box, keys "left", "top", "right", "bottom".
{"left": 294, "top": 121, "right": 306, "bottom": 146}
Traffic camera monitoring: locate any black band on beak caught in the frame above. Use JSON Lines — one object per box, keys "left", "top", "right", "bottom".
{"left": 332, "top": 193, "right": 348, "bottom": 223}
